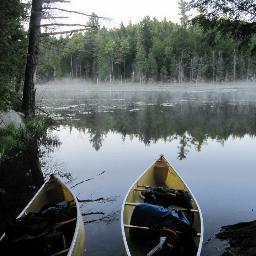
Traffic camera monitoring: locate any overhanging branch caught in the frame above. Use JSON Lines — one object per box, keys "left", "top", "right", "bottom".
{"left": 41, "top": 16, "right": 69, "bottom": 19}
{"left": 42, "top": 7, "right": 110, "bottom": 20}
{"left": 43, "top": 0, "right": 70, "bottom": 3}
{"left": 41, "top": 28, "right": 92, "bottom": 36}
{"left": 41, "top": 23, "right": 96, "bottom": 27}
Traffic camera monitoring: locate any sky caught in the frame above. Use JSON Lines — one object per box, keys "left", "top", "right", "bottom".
{"left": 58, "top": 0, "right": 181, "bottom": 28}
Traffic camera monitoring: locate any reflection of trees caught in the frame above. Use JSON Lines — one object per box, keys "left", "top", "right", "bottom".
{"left": 0, "top": 140, "right": 44, "bottom": 234}
{"left": 57, "top": 101, "right": 256, "bottom": 158}
{"left": 83, "top": 210, "right": 119, "bottom": 224}
{"left": 78, "top": 195, "right": 120, "bottom": 225}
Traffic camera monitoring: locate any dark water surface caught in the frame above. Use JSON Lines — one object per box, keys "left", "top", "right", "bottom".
{"left": 37, "top": 81, "right": 256, "bottom": 256}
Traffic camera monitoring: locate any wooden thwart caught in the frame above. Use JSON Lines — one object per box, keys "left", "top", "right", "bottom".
{"left": 50, "top": 248, "right": 69, "bottom": 256}
{"left": 136, "top": 185, "right": 150, "bottom": 188}
{"left": 124, "top": 224, "right": 201, "bottom": 237}
{"left": 124, "top": 224, "right": 151, "bottom": 230}
{"left": 125, "top": 202, "right": 199, "bottom": 212}
{"left": 54, "top": 217, "right": 76, "bottom": 229}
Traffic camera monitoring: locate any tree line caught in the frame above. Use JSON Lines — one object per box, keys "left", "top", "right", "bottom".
{"left": 1, "top": 0, "right": 256, "bottom": 112}
{"left": 38, "top": 15, "right": 256, "bottom": 83}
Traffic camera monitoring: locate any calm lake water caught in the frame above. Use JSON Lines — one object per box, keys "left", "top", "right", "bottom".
{"left": 37, "top": 81, "right": 256, "bottom": 256}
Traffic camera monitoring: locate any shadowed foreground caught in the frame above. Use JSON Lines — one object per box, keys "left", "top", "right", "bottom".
{"left": 217, "top": 220, "right": 256, "bottom": 256}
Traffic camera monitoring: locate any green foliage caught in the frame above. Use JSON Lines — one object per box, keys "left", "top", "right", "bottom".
{"left": 0, "top": 77, "right": 15, "bottom": 110}
{"left": 0, "top": 116, "right": 52, "bottom": 158}
{"left": 189, "top": 0, "right": 256, "bottom": 21}
{"left": 189, "top": 0, "right": 256, "bottom": 47}
{"left": 178, "top": 0, "right": 190, "bottom": 27}
{"left": 38, "top": 17, "right": 256, "bottom": 83}
{"left": 0, "top": 0, "right": 27, "bottom": 110}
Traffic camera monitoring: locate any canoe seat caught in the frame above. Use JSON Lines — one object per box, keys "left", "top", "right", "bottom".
{"left": 125, "top": 202, "right": 199, "bottom": 212}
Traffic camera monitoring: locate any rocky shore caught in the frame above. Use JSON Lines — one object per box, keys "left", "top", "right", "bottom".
{"left": 217, "top": 220, "right": 256, "bottom": 256}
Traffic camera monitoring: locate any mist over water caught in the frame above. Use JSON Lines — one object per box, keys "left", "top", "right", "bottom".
{"left": 37, "top": 80, "right": 256, "bottom": 256}
{"left": 38, "top": 79, "right": 256, "bottom": 101}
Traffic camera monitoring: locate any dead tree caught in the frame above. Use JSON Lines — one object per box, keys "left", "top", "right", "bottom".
{"left": 22, "top": 0, "right": 108, "bottom": 118}
{"left": 22, "top": 0, "right": 43, "bottom": 117}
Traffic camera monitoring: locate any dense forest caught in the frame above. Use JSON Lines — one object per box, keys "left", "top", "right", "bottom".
{"left": 1, "top": 0, "right": 256, "bottom": 112}
{"left": 0, "top": 0, "right": 27, "bottom": 110}
{"left": 38, "top": 15, "right": 256, "bottom": 83}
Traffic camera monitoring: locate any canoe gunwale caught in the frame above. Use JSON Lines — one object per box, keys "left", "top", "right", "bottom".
{"left": 121, "top": 156, "right": 204, "bottom": 256}
{"left": 17, "top": 178, "right": 48, "bottom": 218}
{"left": 67, "top": 180, "right": 85, "bottom": 256}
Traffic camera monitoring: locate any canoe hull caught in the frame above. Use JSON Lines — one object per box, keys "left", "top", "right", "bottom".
{"left": 121, "top": 156, "right": 203, "bottom": 256}
{"left": 16, "top": 175, "right": 85, "bottom": 256}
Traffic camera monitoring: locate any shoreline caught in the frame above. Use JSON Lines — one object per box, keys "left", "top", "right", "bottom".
{"left": 217, "top": 220, "right": 256, "bottom": 256}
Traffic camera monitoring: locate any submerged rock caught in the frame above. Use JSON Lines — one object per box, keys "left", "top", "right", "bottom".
{"left": 0, "top": 110, "right": 24, "bottom": 129}
{"left": 216, "top": 220, "right": 256, "bottom": 256}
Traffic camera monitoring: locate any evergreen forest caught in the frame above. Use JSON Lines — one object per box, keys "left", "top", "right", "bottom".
{"left": 1, "top": 0, "right": 256, "bottom": 112}
{"left": 38, "top": 16, "right": 256, "bottom": 83}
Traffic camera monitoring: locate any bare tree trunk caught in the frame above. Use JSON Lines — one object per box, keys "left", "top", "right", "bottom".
{"left": 75, "top": 63, "right": 78, "bottom": 78}
{"left": 247, "top": 56, "right": 251, "bottom": 80}
{"left": 22, "top": 0, "right": 43, "bottom": 118}
{"left": 111, "top": 60, "right": 114, "bottom": 81}
{"left": 70, "top": 54, "right": 73, "bottom": 78}
{"left": 233, "top": 49, "right": 237, "bottom": 81}
{"left": 190, "top": 58, "right": 193, "bottom": 82}
{"left": 212, "top": 50, "right": 215, "bottom": 82}
{"left": 178, "top": 56, "right": 183, "bottom": 83}
{"left": 124, "top": 59, "right": 126, "bottom": 83}
{"left": 196, "top": 58, "right": 202, "bottom": 83}
{"left": 117, "top": 63, "right": 120, "bottom": 81}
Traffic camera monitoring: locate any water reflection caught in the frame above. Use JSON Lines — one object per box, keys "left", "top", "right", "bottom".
{"left": 44, "top": 99, "right": 256, "bottom": 159}
{"left": 0, "top": 141, "right": 44, "bottom": 234}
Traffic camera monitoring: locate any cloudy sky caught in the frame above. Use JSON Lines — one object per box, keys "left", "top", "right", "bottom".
{"left": 59, "top": 0, "right": 181, "bottom": 28}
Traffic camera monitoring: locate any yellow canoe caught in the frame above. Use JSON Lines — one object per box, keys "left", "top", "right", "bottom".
{"left": 121, "top": 155, "right": 203, "bottom": 256}
{"left": 1, "top": 175, "right": 85, "bottom": 256}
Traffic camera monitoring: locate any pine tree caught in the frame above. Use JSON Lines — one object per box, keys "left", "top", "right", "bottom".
{"left": 178, "top": 0, "right": 189, "bottom": 27}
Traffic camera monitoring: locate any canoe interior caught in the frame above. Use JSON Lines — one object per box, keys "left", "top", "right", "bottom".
{"left": 16, "top": 176, "right": 85, "bottom": 256}
{"left": 123, "top": 157, "right": 202, "bottom": 256}
{"left": 21, "top": 176, "right": 75, "bottom": 215}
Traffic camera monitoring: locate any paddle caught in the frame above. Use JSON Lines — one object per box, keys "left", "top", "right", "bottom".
{"left": 147, "top": 237, "right": 167, "bottom": 256}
